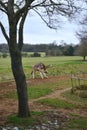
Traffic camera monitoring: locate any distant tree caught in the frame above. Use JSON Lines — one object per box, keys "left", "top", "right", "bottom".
{"left": 2, "top": 52, "right": 8, "bottom": 58}
{"left": 76, "top": 1, "right": 87, "bottom": 60}
{"left": 22, "top": 52, "right": 28, "bottom": 57}
{"left": 45, "top": 48, "right": 63, "bottom": 56}
{"left": 63, "top": 44, "right": 74, "bottom": 56}
{"left": 77, "top": 38, "right": 87, "bottom": 61}
{"left": 0, "top": 44, "right": 9, "bottom": 53}
{"left": 73, "top": 45, "right": 79, "bottom": 55}
{"left": 32, "top": 52, "right": 41, "bottom": 57}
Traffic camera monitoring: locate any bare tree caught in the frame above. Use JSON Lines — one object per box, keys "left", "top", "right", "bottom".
{"left": 76, "top": 1, "right": 87, "bottom": 61}
{"left": 77, "top": 14, "right": 87, "bottom": 40}
{"left": 77, "top": 37, "right": 87, "bottom": 61}
{"left": 0, "top": 0, "right": 79, "bottom": 118}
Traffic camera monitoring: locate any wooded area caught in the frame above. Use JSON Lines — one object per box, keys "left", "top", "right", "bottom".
{"left": 0, "top": 43, "right": 79, "bottom": 56}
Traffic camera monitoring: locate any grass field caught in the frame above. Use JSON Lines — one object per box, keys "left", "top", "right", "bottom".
{"left": 0, "top": 56, "right": 87, "bottom": 130}
{"left": 0, "top": 56, "right": 87, "bottom": 129}
{"left": 0, "top": 56, "right": 87, "bottom": 81}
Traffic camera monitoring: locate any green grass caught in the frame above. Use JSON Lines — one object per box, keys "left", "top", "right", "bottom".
{"left": 3, "top": 79, "right": 70, "bottom": 99}
{"left": 61, "top": 90, "right": 87, "bottom": 106}
{"left": 28, "top": 86, "right": 52, "bottom": 99}
{"left": 7, "top": 111, "right": 87, "bottom": 130}
{"left": 1, "top": 56, "right": 87, "bottom": 129}
{"left": 68, "top": 118, "right": 87, "bottom": 129}
{"left": 8, "top": 111, "right": 45, "bottom": 126}
{"left": 3, "top": 84, "right": 53, "bottom": 99}
{"left": 7, "top": 111, "right": 87, "bottom": 129}
{"left": 3, "top": 91, "right": 17, "bottom": 99}
{"left": 3, "top": 86, "right": 52, "bottom": 99}
{"left": 37, "top": 98, "right": 78, "bottom": 109}
{"left": 0, "top": 56, "right": 87, "bottom": 81}
{"left": 28, "top": 80, "right": 70, "bottom": 99}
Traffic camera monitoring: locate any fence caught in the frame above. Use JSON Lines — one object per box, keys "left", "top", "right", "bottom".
{"left": 71, "top": 72, "right": 87, "bottom": 96}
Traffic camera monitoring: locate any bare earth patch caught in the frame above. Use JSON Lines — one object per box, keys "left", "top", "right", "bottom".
{"left": 0, "top": 75, "right": 87, "bottom": 127}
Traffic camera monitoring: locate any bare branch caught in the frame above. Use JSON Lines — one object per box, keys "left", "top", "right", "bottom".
{"left": 0, "top": 1, "right": 8, "bottom": 14}
{"left": 30, "top": 0, "right": 79, "bottom": 30}
{"left": 18, "top": 11, "right": 28, "bottom": 50}
{"left": 33, "top": 8, "right": 56, "bottom": 29}
{"left": 0, "top": 8, "right": 7, "bottom": 14}
{"left": 0, "top": 1, "right": 8, "bottom": 10}
{"left": 0, "top": 21, "right": 9, "bottom": 43}
{"left": 14, "top": 0, "right": 34, "bottom": 18}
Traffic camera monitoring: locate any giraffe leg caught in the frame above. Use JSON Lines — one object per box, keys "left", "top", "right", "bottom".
{"left": 39, "top": 72, "right": 44, "bottom": 79}
{"left": 43, "top": 72, "right": 48, "bottom": 78}
{"left": 32, "top": 71, "right": 35, "bottom": 79}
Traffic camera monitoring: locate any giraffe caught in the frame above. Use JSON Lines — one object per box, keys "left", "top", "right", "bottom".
{"left": 31, "top": 62, "right": 52, "bottom": 79}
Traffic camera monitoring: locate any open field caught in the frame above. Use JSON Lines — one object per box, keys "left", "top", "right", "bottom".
{"left": 0, "top": 56, "right": 87, "bottom": 129}
{"left": 0, "top": 56, "right": 87, "bottom": 81}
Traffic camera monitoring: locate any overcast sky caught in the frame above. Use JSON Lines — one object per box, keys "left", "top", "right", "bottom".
{"left": 0, "top": 13, "right": 80, "bottom": 45}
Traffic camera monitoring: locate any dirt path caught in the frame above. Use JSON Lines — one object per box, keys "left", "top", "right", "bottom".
{"left": 31, "top": 87, "right": 71, "bottom": 102}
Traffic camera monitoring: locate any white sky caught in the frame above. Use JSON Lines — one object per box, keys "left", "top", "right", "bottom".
{"left": 0, "top": 13, "right": 80, "bottom": 45}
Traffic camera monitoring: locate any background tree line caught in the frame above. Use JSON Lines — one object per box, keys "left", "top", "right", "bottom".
{"left": 0, "top": 43, "right": 79, "bottom": 56}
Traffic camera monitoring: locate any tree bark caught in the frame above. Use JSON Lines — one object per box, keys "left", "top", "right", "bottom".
{"left": 10, "top": 50, "right": 30, "bottom": 117}
{"left": 83, "top": 56, "right": 86, "bottom": 61}
{"left": 7, "top": 9, "right": 31, "bottom": 117}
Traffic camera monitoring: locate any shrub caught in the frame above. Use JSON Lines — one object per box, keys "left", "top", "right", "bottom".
{"left": 2, "top": 53, "right": 8, "bottom": 58}
{"left": 31, "top": 52, "right": 41, "bottom": 57}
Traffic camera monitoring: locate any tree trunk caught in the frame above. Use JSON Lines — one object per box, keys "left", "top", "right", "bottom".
{"left": 83, "top": 56, "right": 86, "bottom": 61}
{"left": 10, "top": 50, "right": 30, "bottom": 117}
